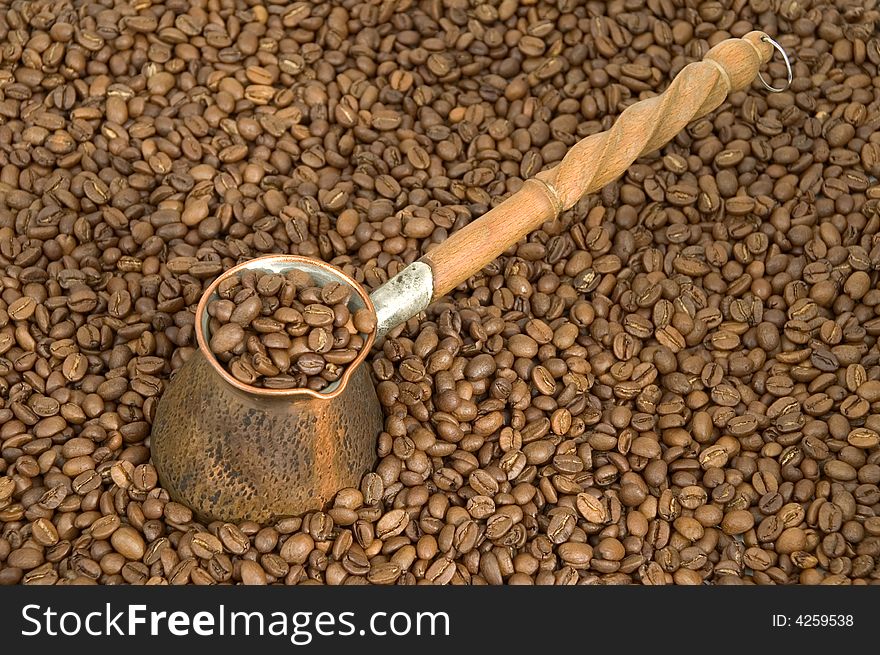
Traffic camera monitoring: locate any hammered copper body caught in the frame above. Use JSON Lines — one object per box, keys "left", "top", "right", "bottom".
{"left": 151, "top": 256, "right": 382, "bottom": 523}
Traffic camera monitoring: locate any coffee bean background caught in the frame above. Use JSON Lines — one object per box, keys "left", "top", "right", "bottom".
{"left": 1, "top": 0, "right": 880, "bottom": 585}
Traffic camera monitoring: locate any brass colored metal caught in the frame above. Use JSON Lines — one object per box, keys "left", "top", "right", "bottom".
{"left": 150, "top": 256, "right": 382, "bottom": 523}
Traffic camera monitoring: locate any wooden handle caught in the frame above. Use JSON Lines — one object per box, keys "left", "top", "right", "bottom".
{"left": 420, "top": 31, "right": 774, "bottom": 299}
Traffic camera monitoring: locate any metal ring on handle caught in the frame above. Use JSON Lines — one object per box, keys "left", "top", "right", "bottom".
{"left": 757, "top": 36, "right": 793, "bottom": 93}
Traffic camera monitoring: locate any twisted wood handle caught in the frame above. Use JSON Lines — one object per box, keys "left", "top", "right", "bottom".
{"left": 420, "top": 31, "right": 774, "bottom": 299}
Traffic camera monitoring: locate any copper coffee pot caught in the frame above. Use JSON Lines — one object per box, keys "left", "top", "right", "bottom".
{"left": 150, "top": 33, "right": 790, "bottom": 523}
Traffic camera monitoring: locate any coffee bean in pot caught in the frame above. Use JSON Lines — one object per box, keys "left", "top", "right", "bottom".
{"left": 206, "top": 271, "right": 369, "bottom": 391}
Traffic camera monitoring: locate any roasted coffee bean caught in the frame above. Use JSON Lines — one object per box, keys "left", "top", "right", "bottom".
{"left": 210, "top": 324, "right": 245, "bottom": 354}
{"left": 353, "top": 309, "right": 377, "bottom": 335}
{"left": 111, "top": 527, "right": 146, "bottom": 561}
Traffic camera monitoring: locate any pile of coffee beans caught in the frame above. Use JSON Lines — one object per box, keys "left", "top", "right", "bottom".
{"left": 205, "top": 269, "right": 372, "bottom": 390}
{"left": 2, "top": 0, "right": 880, "bottom": 585}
